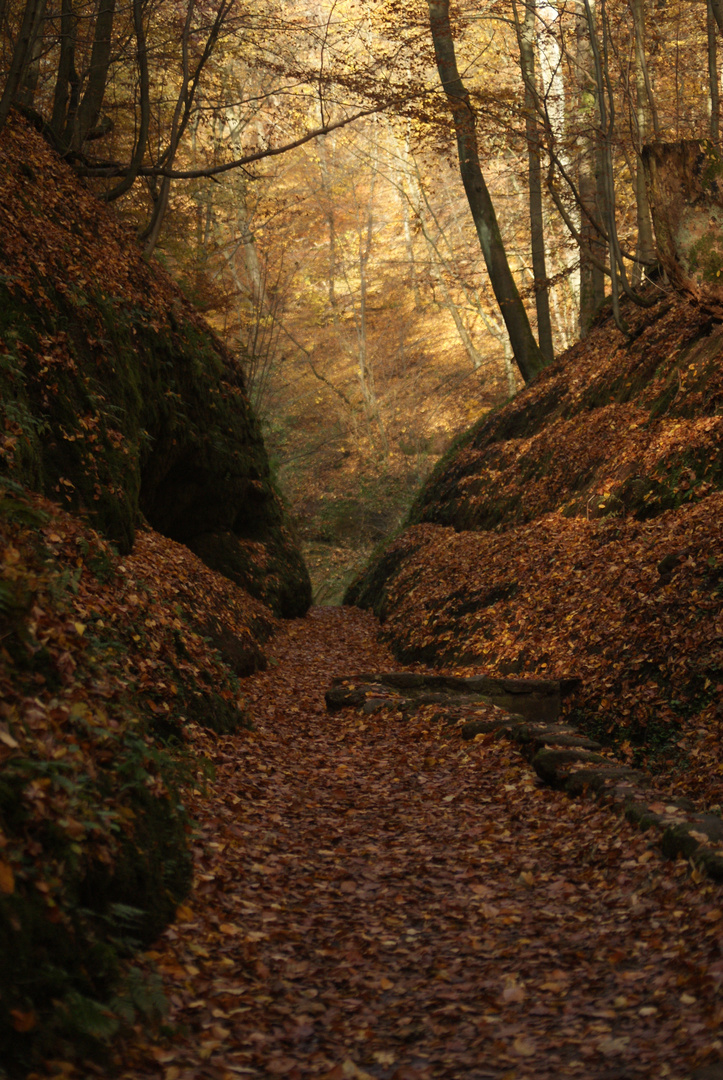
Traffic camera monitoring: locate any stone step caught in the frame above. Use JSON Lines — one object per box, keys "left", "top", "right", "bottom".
{"left": 323, "top": 671, "right": 723, "bottom": 883}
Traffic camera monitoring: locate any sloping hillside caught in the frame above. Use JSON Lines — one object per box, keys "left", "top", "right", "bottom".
{"left": 0, "top": 112, "right": 310, "bottom": 619}
{"left": 0, "top": 112, "right": 307, "bottom": 1072}
{"left": 347, "top": 287, "right": 723, "bottom": 807}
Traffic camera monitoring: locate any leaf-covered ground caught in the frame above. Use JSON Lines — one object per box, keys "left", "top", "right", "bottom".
{"left": 0, "top": 486, "right": 280, "bottom": 1067}
{"left": 68, "top": 606, "right": 722, "bottom": 1080}
{"left": 346, "top": 288, "right": 723, "bottom": 810}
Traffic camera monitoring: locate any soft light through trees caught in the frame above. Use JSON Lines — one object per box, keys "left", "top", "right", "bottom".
{"left": 5, "top": 0, "right": 723, "bottom": 596}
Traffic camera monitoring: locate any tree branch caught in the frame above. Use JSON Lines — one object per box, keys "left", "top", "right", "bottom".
{"left": 81, "top": 106, "right": 389, "bottom": 181}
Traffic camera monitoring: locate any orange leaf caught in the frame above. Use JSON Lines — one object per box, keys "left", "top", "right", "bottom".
{"left": 0, "top": 861, "right": 14, "bottom": 895}
{"left": 10, "top": 1008, "right": 36, "bottom": 1032}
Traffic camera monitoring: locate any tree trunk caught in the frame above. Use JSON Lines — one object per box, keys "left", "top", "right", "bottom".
{"left": 355, "top": 170, "right": 388, "bottom": 454}
{"left": 18, "top": 3, "right": 45, "bottom": 106}
{"left": 427, "top": 0, "right": 547, "bottom": 383}
{"left": 574, "top": 0, "right": 605, "bottom": 336}
{"left": 708, "top": 0, "right": 720, "bottom": 141}
{"left": 429, "top": 258, "right": 486, "bottom": 370}
{"left": 518, "top": 0, "right": 554, "bottom": 363}
{"left": 317, "top": 132, "right": 338, "bottom": 310}
{"left": 0, "top": 0, "right": 47, "bottom": 133}
{"left": 709, "top": 0, "right": 723, "bottom": 37}
{"left": 103, "top": 0, "right": 150, "bottom": 200}
{"left": 50, "top": 0, "right": 77, "bottom": 144}
{"left": 142, "top": 0, "right": 233, "bottom": 256}
{"left": 629, "top": 0, "right": 655, "bottom": 284}
{"left": 70, "top": 0, "right": 116, "bottom": 150}
{"left": 400, "top": 144, "right": 515, "bottom": 383}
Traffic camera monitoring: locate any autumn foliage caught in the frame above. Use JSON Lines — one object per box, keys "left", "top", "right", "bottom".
{"left": 0, "top": 110, "right": 299, "bottom": 1070}
{"left": 348, "top": 287, "right": 723, "bottom": 808}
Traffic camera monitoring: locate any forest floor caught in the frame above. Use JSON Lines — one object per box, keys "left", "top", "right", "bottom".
{"left": 101, "top": 607, "right": 723, "bottom": 1080}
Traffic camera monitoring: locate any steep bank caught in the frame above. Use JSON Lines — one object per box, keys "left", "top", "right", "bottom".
{"left": 0, "top": 111, "right": 310, "bottom": 619}
{"left": 347, "top": 288, "right": 723, "bottom": 805}
{"left": 0, "top": 110, "right": 309, "bottom": 1073}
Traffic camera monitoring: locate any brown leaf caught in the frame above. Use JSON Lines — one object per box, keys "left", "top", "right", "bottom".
{"left": 10, "top": 1008, "right": 36, "bottom": 1032}
{"left": 0, "top": 861, "right": 15, "bottom": 895}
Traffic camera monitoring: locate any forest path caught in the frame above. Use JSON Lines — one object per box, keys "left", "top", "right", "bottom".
{"left": 118, "top": 607, "right": 722, "bottom": 1080}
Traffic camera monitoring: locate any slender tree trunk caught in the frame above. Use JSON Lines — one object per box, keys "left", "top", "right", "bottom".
{"left": 503, "top": 339, "right": 518, "bottom": 397}
{"left": 400, "top": 185, "right": 422, "bottom": 310}
{"left": 103, "top": 0, "right": 150, "bottom": 200}
{"left": 629, "top": 0, "right": 655, "bottom": 283}
{"left": 70, "top": 0, "right": 116, "bottom": 150}
{"left": 317, "top": 133, "right": 338, "bottom": 310}
{"left": 403, "top": 147, "right": 517, "bottom": 388}
{"left": 429, "top": 258, "right": 485, "bottom": 370}
{"left": 356, "top": 171, "right": 388, "bottom": 454}
{"left": 50, "top": 0, "right": 77, "bottom": 142}
{"left": 142, "top": 0, "right": 234, "bottom": 256}
{"left": 518, "top": 0, "right": 555, "bottom": 363}
{"left": 708, "top": 0, "right": 720, "bottom": 141}
{"left": 0, "top": 0, "right": 47, "bottom": 133}
{"left": 709, "top": 0, "right": 723, "bottom": 37}
{"left": 237, "top": 183, "right": 265, "bottom": 307}
{"left": 427, "top": 0, "right": 547, "bottom": 383}
{"left": 18, "top": 4, "right": 45, "bottom": 106}
{"left": 575, "top": 0, "right": 605, "bottom": 335}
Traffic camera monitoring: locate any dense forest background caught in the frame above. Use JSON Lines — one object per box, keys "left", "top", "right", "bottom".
{"left": 5, "top": 4, "right": 723, "bottom": 1077}
{"left": 2, "top": 0, "right": 723, "bottom": 598}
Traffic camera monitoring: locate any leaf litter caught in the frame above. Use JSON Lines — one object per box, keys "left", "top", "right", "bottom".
{"left": 96, "top": 606, "right": 723, "bottom": 1080}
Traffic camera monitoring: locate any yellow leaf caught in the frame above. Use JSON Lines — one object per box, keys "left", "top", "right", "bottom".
{"left": 379, "top": 977, "right": 394, "bottom": 990}
{"left": 176, "top": 904, "right": 194, "bottom": 922}
{"left": 0, "top": 861, "right": 14, "bottom": 895}
{"left": 512, "top": 1036, "right": 536, "bottom": 1056}
{"left": 373, "top": 1051, "right": 396, "bottom": 1066}
{"left": 73, "top": 622, "right": 86, "bottom": 635}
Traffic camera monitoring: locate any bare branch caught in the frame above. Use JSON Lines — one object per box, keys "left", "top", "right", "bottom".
{"left": 81, "top": 105, "right": 390, "bottom": 181}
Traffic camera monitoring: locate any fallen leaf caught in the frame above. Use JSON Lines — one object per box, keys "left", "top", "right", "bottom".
{"left": 512, "top": 1035, "right": 536, "bottom": 1056}
{"left": 0, "top": 861, "right": 15, "bottom": 895}
{"left": 10, "top": 1008, "right": 36, "bottom": 1032}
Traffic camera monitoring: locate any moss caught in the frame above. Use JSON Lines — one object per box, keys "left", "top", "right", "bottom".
{"left": 344, "top": 532, "right": 427, "bottom": 616}
{"left": 687, "top": 227, "right": 723, "bottom": 283}
{"left": 697, "top": 139, "right": 723, "bottom": 191}
{"left": 0, "top": 278, "right": 310, "bottom": 615}
{"left": 0, "top": 743, "right": 190, "bottom": 1076}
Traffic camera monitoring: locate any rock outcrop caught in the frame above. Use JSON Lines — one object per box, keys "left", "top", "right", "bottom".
{"left": 644, "top": 139, "right": 723, "bottom": 316}
{"left": 0, "top": 111, "right": 310, "bottom": 618}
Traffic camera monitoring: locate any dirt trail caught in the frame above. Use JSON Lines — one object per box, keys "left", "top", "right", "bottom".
{"left": 117, "top": 607, "right": 723, "bottom": 1080}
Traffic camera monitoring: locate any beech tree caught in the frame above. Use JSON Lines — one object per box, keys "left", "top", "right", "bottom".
{"left": 514, "top": 0, "right": 554, "bottom": 365}
{"left": 426, "top": 0, "right": 548, "bottom": 384}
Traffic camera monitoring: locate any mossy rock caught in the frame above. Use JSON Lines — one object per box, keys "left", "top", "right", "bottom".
{"left": 0, "top": 116, "right": 310, "bottom": 619}
{"left": 0, "top": 749, "right": 190, "bottom": 1075}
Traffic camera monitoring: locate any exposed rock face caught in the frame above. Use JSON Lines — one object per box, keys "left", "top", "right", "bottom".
{"left": 0, "top": 112, "right": 310, "bottom": 618}
{"left": 644, "top": 139, "right": 723, "bottom": 315}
